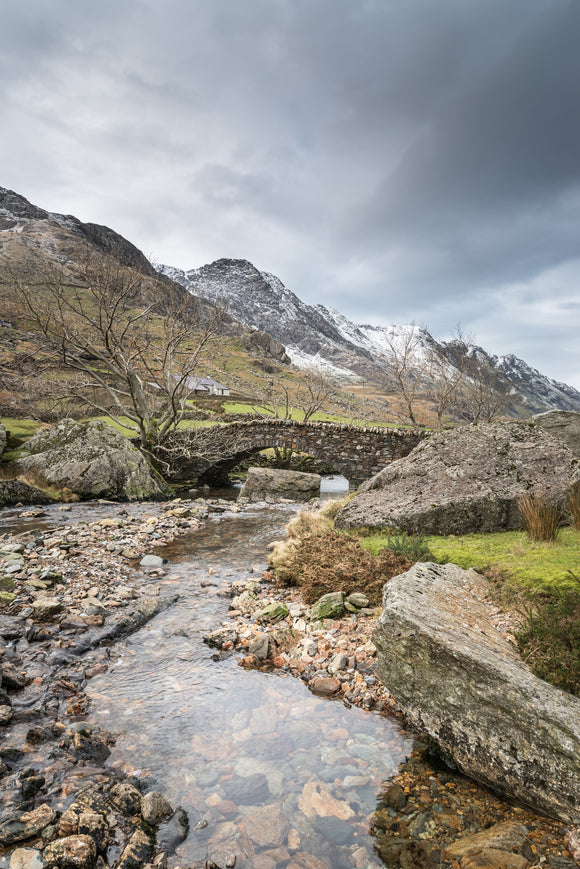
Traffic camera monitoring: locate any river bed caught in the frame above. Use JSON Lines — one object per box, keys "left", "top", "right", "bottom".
{"left": 86, "top": 502, "right": 414, "bottom": 868}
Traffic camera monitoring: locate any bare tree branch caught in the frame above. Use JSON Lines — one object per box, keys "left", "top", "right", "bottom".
{"left": 10, "top": 251, "right": 224, "bottom": 460}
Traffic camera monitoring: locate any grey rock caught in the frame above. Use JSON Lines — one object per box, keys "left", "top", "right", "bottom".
{"left": 9, "top": 849, "right": 45, "bottom": 869}
{"left": 243, "top": 330, "right": 290, "bottom": 364}
{"left": 230, "top": 590, "right": 260, "bottom": 615}
{"left": 140, "top": 791, "right": 172, "bottom": 825}
{"left": 238, "top": 467, "right": 321, "bottom": 503}
{"left": 0, "top": 480, "right": 55, "bottom": 507}
{"left": 31, "top": 598, "right": 64, "bottom": 621}
{"left": 336, "top": 421, "right": 580, "bottom": 534}
{"left": 203, "top": 626, "right": 238, "bottom": 649}
{"left": 72, "top": 732, "right": 111, "bottom": 765}
{"left": 140, "top": 555, "right": 166, "bottom": 569}
{"left": 373, "top": 562, "right": 580, "bottom": 823}
{"left": 81, "top": 598, "right": 107, "bottom": 617}
{"left": 329, "top": 652, "right": 349, "bottom": 674}
{"left": 115, "top": 829, "right": 153, "bottom": 869}
{"left": 156, "top": 808, "right": 189, "bottom": 853}
{"left": 1, "top": 661, "right": 27, "bottom": 690}
{"left": 0, "top": 705, "right": 14, "bottom": 724}
{"left": 0, "top": 804, "right": 56, "bottom": 846}
{"left": 17, "top": 418, "right": 168, "bottom": 501}
{"left": 346, "top": 592, "right": 369, "bottom": 609}
{"left": 248, "top": 633, "right": 271, "bottom": 661}
{"left": 0, "top": 423, "right": 6, "bottom": 457}
{"left": 77, "top": 812, "right": 108, "bottom": 852}
{"left": 532, "top": 410, "right": 580, "bottom": 458}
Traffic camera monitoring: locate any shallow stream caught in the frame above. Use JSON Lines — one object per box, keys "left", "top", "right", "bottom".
{"left": 77, "top": 493, "right": 414, "bottom": 868}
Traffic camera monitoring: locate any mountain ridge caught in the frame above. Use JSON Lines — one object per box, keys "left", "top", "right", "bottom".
{"left": 0, "top": 184, "right": 577, "bottom": 418}
{"left": 158, "top": 256, "right": 580, "bottom": 415}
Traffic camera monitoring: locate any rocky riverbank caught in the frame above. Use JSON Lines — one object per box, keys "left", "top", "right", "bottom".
{"left": 0, "top": 495, "right": 578, "bottom": 869}
{"left": 204, "top": 522, "right": 579, "bottom": 868}
{"left": 0, "top": 496, "right": 241, "bottom": 869}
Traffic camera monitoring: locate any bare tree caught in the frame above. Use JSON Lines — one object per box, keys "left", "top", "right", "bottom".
{"left": 251, "top": 367, "right": 335, "bottom": 423}
{"left": 456, "top": 351, "right": 510, "bottom": 422}
{"left": 12, "top": 252, "right": 223, "bottom": 459}
{"left": 379, "top": 324, "right": 426, "bottom": 426}
{"left": 423, "top": 327, "right": 474, "bottom": 431}
{"left": 294, "top": 368, "right": 335, "bottom": 422}
{"left": 251, "top": 379, "right": 294, "bottom": 421}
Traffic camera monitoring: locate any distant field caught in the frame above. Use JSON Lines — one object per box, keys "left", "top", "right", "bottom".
{"left": 222, "top": 401, "right": 402, "bottom": 427}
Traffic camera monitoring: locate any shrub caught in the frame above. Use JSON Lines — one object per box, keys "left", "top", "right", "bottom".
{"left": 517, "top": 490, "right": 561, "bottom": 542}
{"left": 383, "top": 531, "right": 434, "bottom": 563}
{"left": 569, "top": 482, "right": 580, "bottom": 531}
{"left": 272, "top": 530, "right": 411, "bottom": 605}
{"left": 516, "top": 572, "right": 580, "bottom": 697}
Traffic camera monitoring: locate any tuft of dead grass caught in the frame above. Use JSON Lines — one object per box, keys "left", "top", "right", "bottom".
{"left": 517, "top": 490, "right": 561, "bottom": 542}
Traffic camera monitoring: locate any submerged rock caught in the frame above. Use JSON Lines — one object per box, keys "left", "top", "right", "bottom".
{"left": 373, "top": 562, "right": 580, "bottom": 824}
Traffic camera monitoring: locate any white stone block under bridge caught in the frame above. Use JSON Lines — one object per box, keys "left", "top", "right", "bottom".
{"left": 164, "top": 419, "right": 426, "bottom": 487}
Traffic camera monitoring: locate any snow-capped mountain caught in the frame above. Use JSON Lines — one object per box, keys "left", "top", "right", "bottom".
{"left": 158, "top": 257, "right": 580, "bottom": 415}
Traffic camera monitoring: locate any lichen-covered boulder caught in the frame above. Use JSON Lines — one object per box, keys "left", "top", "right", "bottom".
{"left": 17, "top": 419, "right": 169, "bottom": 501}
{"left": 373, "top": 562, "right": 580, "bottom": 823}
{"left": 532, "top": 410, "right": 580, "bottom": 458}
{"left": 238, "top": 467, "right": 321, "bottom": 502}
{"left": 308, "top": 591, "right": 346, "bottom": 621}
{"left": 336, "top": 421, "right": 579, "bottom": 534}
{"left": 255, "top": 601, "right": 289, "bottom": 624}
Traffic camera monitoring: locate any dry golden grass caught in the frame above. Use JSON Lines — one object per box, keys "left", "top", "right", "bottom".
{"left": 517, "top": 490, "right": 561, "bottom": 542}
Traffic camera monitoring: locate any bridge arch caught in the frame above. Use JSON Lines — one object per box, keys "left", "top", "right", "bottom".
{"left": 166, "top": 419, "right": 426, "bottom": 487}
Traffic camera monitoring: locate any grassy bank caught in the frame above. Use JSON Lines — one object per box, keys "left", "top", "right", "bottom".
{"left": 360, "top": 527, "right": 580, "bottom": 596}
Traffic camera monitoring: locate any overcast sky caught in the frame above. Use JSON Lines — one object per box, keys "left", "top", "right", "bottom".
{"left": 2, "top": 0, "right": 579, "bottom": 387}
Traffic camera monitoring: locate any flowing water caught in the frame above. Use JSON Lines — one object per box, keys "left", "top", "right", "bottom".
{"left": 82, "top": 494, "right": 414, "bottom": 869}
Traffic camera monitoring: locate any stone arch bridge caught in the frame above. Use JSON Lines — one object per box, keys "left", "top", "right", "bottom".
{"left": 167, "top": 419, "right": 425, "bottom": 487}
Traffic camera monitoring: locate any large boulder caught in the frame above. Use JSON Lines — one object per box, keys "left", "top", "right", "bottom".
{"left": 243, "top": 330, "right": 291, "bottom": 364}
{"left": 532, "top": 410, "right": 580, "bottom": 458}
{"left": 0, "top": 480, "right": 55, "bottom": 506}
{"left": 335, "top": 421, "right": 579, "bottom": 534}
{"left": 17, "top": 419, "right": 168, "bottom": 501}
{"left": 238, "top": 467, "right": 321, "bottom": 502}
{"left": 373, "top": 562, "right": 580, "bottom": 824}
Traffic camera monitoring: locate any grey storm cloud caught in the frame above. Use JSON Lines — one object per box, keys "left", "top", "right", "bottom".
{"left": 0, "top": 0, "right": 579, "bottom": 386}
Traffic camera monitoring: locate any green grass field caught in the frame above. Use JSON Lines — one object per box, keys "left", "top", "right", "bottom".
{"left": 360, "top": 527, "right": 580, "bottom": 595}
{"left": 222, "top": 401, "right": 404, "bottom": 427}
